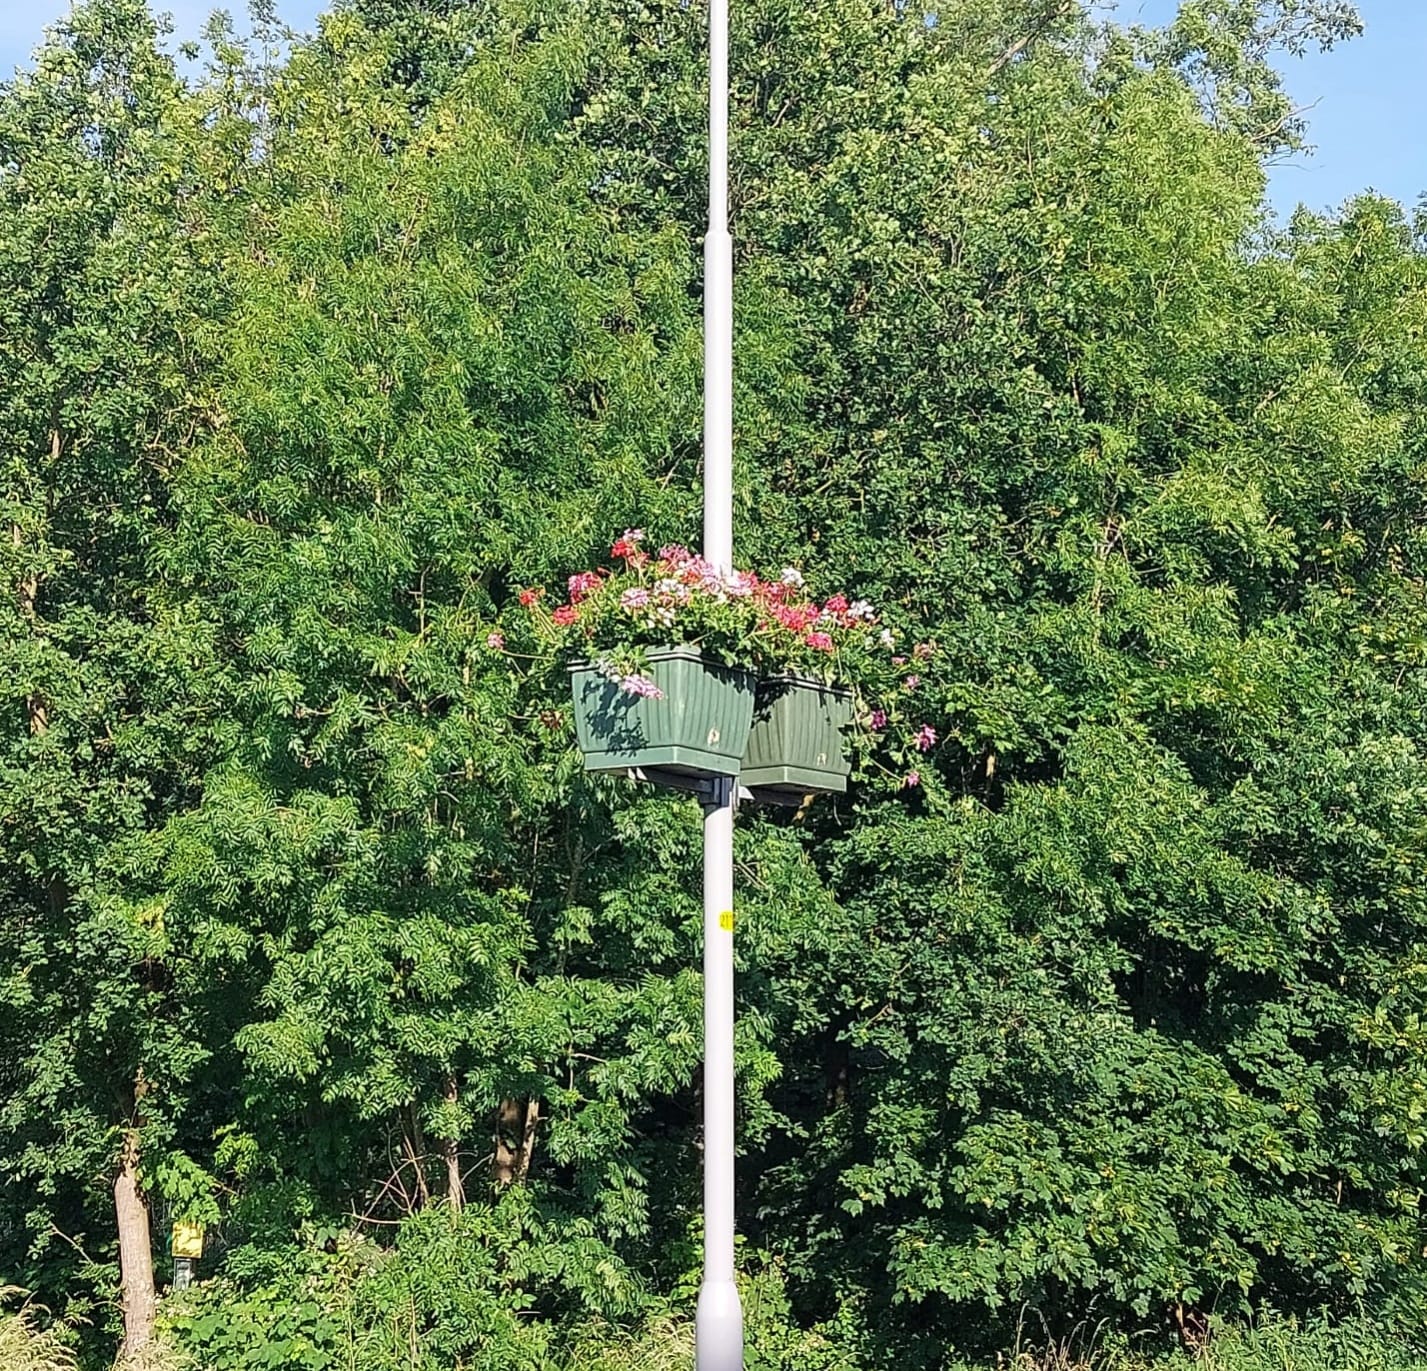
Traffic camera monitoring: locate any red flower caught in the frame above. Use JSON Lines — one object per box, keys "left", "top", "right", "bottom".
{"left": 823, "top": 593, "right": 849, "bottom": 616}
{"left": 611, "top": 528, "right": 645, "bottom": 559}
{"left": 518, "top": 587, "right": 544, "bottom": 607}
{"left": 773, "top": 603, "right": 817, "bottom": 632}
{"left": 552, "top": 605, "right": 579, "bottom": 626}
{"left": 806, "top": 630, "right": 834, "bottom": 651}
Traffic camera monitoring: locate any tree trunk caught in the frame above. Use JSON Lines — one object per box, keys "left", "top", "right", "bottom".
{"left": 439, "top": 1077, "right": 464, "bottom": 1214}
{"left": 492, "top": 1097, "right": 539, "bottom": 1186}
{"left": 114, "top": 1129, "right": 156, "bottom": 1359}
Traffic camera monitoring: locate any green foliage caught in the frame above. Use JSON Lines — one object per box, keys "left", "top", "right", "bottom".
{"left": 5, "top": 0, "right": 1427, "bottom": 1368}
{"left": 1194, "top": 1314, "right": 1422, "bottom": 1371}
{"left": 163, "top": 1210, "right": 855, "bottom": 1370}
{"left": 0, "top": 1291, "right": 79, "bottom": 1371}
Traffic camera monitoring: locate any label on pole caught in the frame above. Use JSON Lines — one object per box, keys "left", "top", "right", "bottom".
{"left": 718, "top": 910, "right": 734, "bottom": 932}
{"left": 172, "top": 1222, "right": 205, "bottom": 1259}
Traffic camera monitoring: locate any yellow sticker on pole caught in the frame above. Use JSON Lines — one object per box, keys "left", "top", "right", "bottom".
{"left": 172, "top": 1222, "right": 205, "bottom": 1259}
{"left": 718, "top": 910, "right": 735, "bottom": 933}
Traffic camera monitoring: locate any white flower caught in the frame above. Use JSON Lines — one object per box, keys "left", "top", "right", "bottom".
{"left": 779, "top": 567, "right": 804, "bottom": 587}
{"left": 879, "top": 627, "right": 896, "bottom": 648}
{"left": 850, "top": 599, "right": 875, "bottom": 621}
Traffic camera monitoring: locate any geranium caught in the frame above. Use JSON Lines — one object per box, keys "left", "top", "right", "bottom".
{"left": 620, "top": 673, "right": 663, "bottom": 699}
{"left": 772, "top": 602, "right": 817, "bottom": 633}
{"left": 520, "top": 536, "right": 925, "bottom": 715}
{"left": 870, "top": 709, "right": 888, "bottom": 730}
{"left": 486, "top": 631, "right": 505, "bottom": 650}
{"left": 518, "top": 587, "right": 543, "bottom": 607}
{"left": 611, "top": 528, "right": 645, "bottom": 559}
{"left": 915, "top": 724, "right": 937, "bottom": 751}
{"left": 903, "top": 771, "right": 921, "bottom": 789}
{"left": 568, "top": 571, "right": 601, "bottom": 604}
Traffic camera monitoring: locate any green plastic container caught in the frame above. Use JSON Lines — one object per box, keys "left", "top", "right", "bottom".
{"left": 569, "top": 647, "right": 756, "bottom": 778}
{"left": 740, "top": 676, "right": 853, "bottom": 797}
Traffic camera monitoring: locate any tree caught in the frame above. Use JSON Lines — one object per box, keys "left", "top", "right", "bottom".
{"left": 0, "top": 0, "right": 221, "bottom": 1355}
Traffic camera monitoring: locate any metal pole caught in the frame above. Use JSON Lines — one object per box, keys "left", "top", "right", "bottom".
{"left": 696, "top": 0, "right": 741, "bottom": 1365}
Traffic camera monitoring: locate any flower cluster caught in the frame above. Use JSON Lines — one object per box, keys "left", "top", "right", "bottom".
{"left": 503, "top": 530, "right": 944, "bottom": 792}
{"left": 523, "top": 531, "right": 884, "bottom": 678}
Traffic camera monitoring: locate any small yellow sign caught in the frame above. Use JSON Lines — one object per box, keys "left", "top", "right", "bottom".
{"left": 172, "top": 1222, "right": 205, "bottom": 1259}
{"left": 718, "top": 910, "right": 735, "bottom": 933}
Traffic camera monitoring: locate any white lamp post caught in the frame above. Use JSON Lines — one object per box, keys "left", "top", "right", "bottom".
{"left": 696, "top": 0, "right": 742, "bottom": 1365}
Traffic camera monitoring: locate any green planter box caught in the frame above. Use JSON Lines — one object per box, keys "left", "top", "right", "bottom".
{"left": 740, "top": 676, "right": 853, "bottom": 797}
{"left": 570, "top": 647, "right": 756, "bottom": 778}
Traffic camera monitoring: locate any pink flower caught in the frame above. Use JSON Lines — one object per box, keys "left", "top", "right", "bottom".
{"left": 914, "top": 641, "right": 934, "bottom": 660}
{"left": 485, "top": 631, "right": 505, "bottom": 650}
{"left": 773, "top": 603, "right": 817, "bottom": 632}
{"left": 915, "top": 724, "right": 937, "bottom": 752}
{"left": 892, "top": 655, "right": 907, "bottom": 666}
{"left": 806, "top": 631, "right": 834, "bottom": 651}
{"left": 518, "top": 587, "right": 543, "bottom": 607}
{"left": 676, "top": 554, "right": 720, "bottom": 591}
{"left": 620, "top": 587, "right": 651, "bottom": 611}
{"left": 870, "top": 709, "right": 888, "bottom": 730}
{"left": 568, "top": 571, "right": 601, "bottom": 604}
{"left": 902, "top": 771, "right": 921, "bottom": 789}
{"left": 823, "top": 593, "right": 849, "bottom": 616}
{"left": 552, "top": 605, "right": 579, "bottom": 627}
{"left": 620, "top": 673, "right": 664, "bottom": 699}
{"left": 658, "top": 544, "right": 691, "bottom": 564}
{"left": 903, "top": 675, "right": 921, "bottom": 690}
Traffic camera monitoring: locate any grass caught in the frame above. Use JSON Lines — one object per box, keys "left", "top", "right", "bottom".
{"left": 0, "top": 1288, "right": 79, "bottom": 1371}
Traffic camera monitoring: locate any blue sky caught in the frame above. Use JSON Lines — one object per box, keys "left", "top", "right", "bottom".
{"left": 2, "top": 0, "right": 1422, "bottom": 219}
{"left": 1124, "top": 0, "right": 1427, "bottom": 217}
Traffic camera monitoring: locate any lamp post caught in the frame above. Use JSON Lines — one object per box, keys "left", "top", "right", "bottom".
{"left": 696, "top": 0, "right": 742, "bottom": 1365}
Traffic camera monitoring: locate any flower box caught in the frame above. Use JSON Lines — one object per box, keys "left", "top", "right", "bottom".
{"left": 569, "top": 647, "right": 756, "bottom": 778}
{"left": 739, "top": 676, "right": 853, "bottom": 798}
